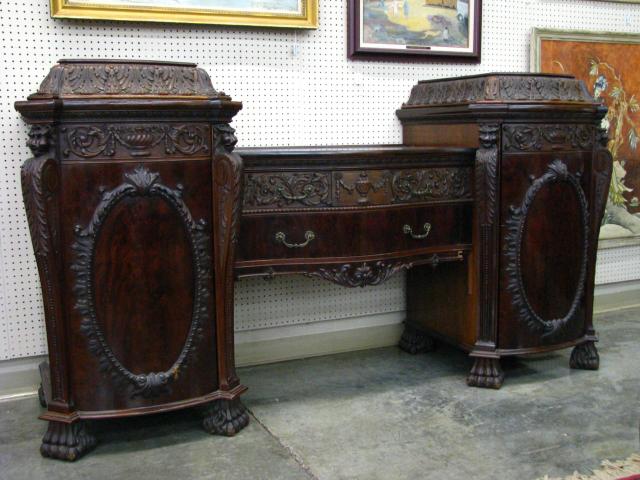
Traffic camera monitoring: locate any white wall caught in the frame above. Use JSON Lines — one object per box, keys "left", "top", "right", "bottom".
{"left": 1, "top": 0, "right": 639, "bottom": 362}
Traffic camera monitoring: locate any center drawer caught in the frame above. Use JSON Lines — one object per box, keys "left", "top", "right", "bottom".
{"left": 236, "top": 203, "right": 472, "bottom": 263}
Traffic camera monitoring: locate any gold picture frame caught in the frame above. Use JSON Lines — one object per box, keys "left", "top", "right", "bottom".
{"left": 531, "top": 28, "right": 640, "bottom": 248}
{"left": 50, "top": 0, "right": 318, "bottom": 28}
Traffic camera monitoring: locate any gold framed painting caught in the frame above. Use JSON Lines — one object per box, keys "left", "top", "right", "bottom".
{"left": 531, "top": 28, "right": 640, "bottom": 246}
{"left": 50, "top": 0, "right": 318, "bottom": 28}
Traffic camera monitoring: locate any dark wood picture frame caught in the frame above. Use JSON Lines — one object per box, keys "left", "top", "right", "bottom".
{"left": 348, "top": 0, "right": 481, "bottom": 62}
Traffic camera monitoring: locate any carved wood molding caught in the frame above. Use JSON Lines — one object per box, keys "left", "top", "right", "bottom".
{"left": 21, "top": 155, "right": 66, "bottom": 403}
{"left": 244, "top": 172, "right": 330, "bottom": 208}
{"left": 306, "top": 260, "right": 413, "bottom": 287}
{"left": 61, "top": 124, "right": 210, "bottom": 159}
{"left": 72, "top": 166, "right": 211, "bottom": 398}
{"left": 504, "top": 159, "right": 590, "bottom": 338}
{"left": 390, "top": 168, "right": 472, "bottom": 202}
{"left": 503, "top": 124, "right": 594, "bottom": 152}
{"left": 404, "top": 75, "right": 594, "bottom": 107}
{"left": 241, "top": 167, "right": 472, "bottom": 210}
{"left": 37, "top": 61, "right": 222, "bottom": 97}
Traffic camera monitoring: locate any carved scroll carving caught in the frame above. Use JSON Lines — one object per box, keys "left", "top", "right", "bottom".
{"left": 244, "top": 173, "right": 330, "bottom": 208}
{"left": 404, "top": 75, "right": 594, "bottom": 107}
{"left": 72, "top": 166, "right": 211, "bottom": 398}
{"left": 307, "top": 260, "right": 413, "bottom": 288}
{"left": 504, "top": 160, "right": 590, "bottom": 337}
{"left": 37, "top": 61, "right": 221, "bottom": 97}
{"left": 61, "top": 124, "right": 209, "bottom": 158}
{"left": 213, "top": 124, "right": 243, "bottom": 390}
{"left": 503, "top": 124, "right": 594, "bottom": 152}
{"left": 391, "top": 168, "right": 472, "bottom": 202}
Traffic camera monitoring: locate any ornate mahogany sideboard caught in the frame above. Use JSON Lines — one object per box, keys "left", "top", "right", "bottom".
{"left": 16, "top": 64, "right": 611, "bottom": 460}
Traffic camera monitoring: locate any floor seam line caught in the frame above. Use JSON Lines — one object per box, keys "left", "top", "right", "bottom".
{"left": 246, "top": 406, "right": 321, "bottom": 480}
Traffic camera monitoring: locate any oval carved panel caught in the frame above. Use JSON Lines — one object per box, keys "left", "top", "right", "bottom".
{"left": 72, "top": 166, "right": 211, "bottom": 398}
{"left": 504, "top": 160, "right": 589, "bottom": 338}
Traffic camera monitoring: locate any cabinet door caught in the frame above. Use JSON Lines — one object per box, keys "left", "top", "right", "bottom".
{"left": 61, "top": 159, "right": 216, "bottom": 412}
{"left": 498, "top": 151, "right": 591, "bottom": 350}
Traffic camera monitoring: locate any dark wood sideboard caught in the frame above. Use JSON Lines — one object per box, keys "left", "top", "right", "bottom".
{"left": 15, "top": 62, "right": 611, "bottom": 461}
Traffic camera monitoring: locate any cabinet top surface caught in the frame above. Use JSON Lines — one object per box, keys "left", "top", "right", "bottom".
{"left": 25, "top": 59, "right": 228, "bottom": 100}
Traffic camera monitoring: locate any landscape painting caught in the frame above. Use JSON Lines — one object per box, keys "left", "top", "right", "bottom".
{"left": 52, "top": 0, "right": 317, "bottom": 28}
{"left": 70, "top": 0, "right": 303, "bottom": 15}
{"left": 532, "top": 29, "right": 640, "bottom": 244}
{"left": 348, "top": 0, "right": 480, "bottom": 60}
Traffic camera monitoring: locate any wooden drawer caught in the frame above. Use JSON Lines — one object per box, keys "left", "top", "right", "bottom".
{"left": 236, "top": 204, "right": 471, "bottom": 263}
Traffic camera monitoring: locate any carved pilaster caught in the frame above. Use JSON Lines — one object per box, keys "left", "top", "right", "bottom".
{"left": 213, "top": 124, "right": 243, "bottom": 391}
{"left": 21, "top": 145, "right": 69, "bottom": 410}
{"left": 473, "top": 124, "right": 500, "bottom": 350}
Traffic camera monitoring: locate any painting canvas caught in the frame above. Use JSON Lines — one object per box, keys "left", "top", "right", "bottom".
{"left": 51, "top": 0, "right": 317, "bottom": 28}
{"left": 532, "top": 29, "right": 640, "bottom": 244}
{"left": 348, "top": 0, "right": 481, "bottom": 60}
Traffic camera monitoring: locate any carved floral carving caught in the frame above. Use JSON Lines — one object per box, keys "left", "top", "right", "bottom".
{"left": 503, "top": 124, "right": 594, "bottom": 152}
{"left": 72, "top": 166, "right": 211, "bottom": 398}
{"left": 307, "top": 260, "right": 413, "bottom": 287}
{"left": 62, "top": 124, "right": 209, "bottom": 158}
{"left": 244, "top": 173, "right": 330, "bottom": 208}
{"left": 336, "top": 171, "right": 389, "bottom": 205}
{"left": 404, "top": 75, "right": 594, "bottom": 107}
{"left": 504, "top": 160, "right": 590, "bottom": 337}
{"left": 37, "top": 61, "right": 221, "bottom": 97}
{"left": 391, "top": 168, "right": 472, "bottom": 202}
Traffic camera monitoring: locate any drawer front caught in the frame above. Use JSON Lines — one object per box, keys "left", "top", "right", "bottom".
{"left": 242, "top": 167, "right": 472, "bottom": 211}
{"left": 236, "top": 204, "right": 471, "bottom": 262}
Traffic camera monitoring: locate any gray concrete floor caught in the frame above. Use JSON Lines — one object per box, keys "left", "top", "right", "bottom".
{"left": 1, "top": 308, "right": 639, "bottom": 480}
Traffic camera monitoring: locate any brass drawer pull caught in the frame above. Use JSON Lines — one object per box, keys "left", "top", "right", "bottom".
{"left": 403, "top": 222, "right": 432, "bottom": 240}
{"left": 275, "top": 230, "right": 315, "bottom": 248}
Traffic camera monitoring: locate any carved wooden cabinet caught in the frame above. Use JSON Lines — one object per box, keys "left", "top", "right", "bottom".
{"left": 15, "top": 60, "right": 248, "bottom": 461}
{"left": 397, "top": 73, "right": 613, "bottom": 388}
{"left": 16, "top": 66, "right": 612, "bottom": 461}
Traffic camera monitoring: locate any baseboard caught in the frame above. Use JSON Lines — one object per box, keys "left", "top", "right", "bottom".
{"left": 0, "top": 283, "right": 638, "bottom": 401}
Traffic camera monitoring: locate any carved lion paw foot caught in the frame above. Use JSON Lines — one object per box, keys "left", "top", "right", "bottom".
{"left": 570, "top": 341, "right": 599, "bottom": 370}
{"left": 398, "top": 324, "right": 435, "bottom": 354}
{"left": 202, "top": 398, "right": 250, "bottom": 436}
{"left": 467, "top": 357, "right": 504, "bottom": 389}
{"left": 40, "top": 421, "right": 97, "bottom": 461}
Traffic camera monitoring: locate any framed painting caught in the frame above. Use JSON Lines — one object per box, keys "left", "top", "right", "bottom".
{"left": 50, "top": 0, "right": 318, "bottom": 28}
{"left": 348, "top": 0, "right": 481, "bottom": 61}
{"left": 532, "top": 28, "right": 640, "bottom": 246}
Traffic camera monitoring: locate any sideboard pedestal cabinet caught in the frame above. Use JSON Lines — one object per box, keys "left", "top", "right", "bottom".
{"left": 16, "top": 60, "right": 249, "bottom": 461}
{"left": 397, "top": 73, "right": 612, "bottom": 388}
{"left": 16, "top": 66, "right": 611, "bottom": 460}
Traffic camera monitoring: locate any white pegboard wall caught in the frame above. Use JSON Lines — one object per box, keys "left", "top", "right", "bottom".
{"left": 1, "top": 0, "right": 639, "bottom": 360}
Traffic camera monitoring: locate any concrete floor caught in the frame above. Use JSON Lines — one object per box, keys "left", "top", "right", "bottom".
{"left": 1, "top": 308, "right": 639, "bottom": 480}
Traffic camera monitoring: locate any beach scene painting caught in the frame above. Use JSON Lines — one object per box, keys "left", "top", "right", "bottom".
{"left": 357, "top": 0, "right": 476, "bottom": 54}
{"left": 70, "top": 0, "right": 303, "bottom": 15}
{"left": 55, "top": 0, "right": 317, "bottom": 27}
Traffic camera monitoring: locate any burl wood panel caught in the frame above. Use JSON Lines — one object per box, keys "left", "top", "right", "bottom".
{"left": 61, "top": 159, "right": 217, "bottom": 412}
{"left": 498, "top": 152, "right": 590, "bottom": 349}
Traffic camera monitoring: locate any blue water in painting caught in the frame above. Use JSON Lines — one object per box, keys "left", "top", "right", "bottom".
{"left": 92, "top": 0, "right": 301, "bottom": 13}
